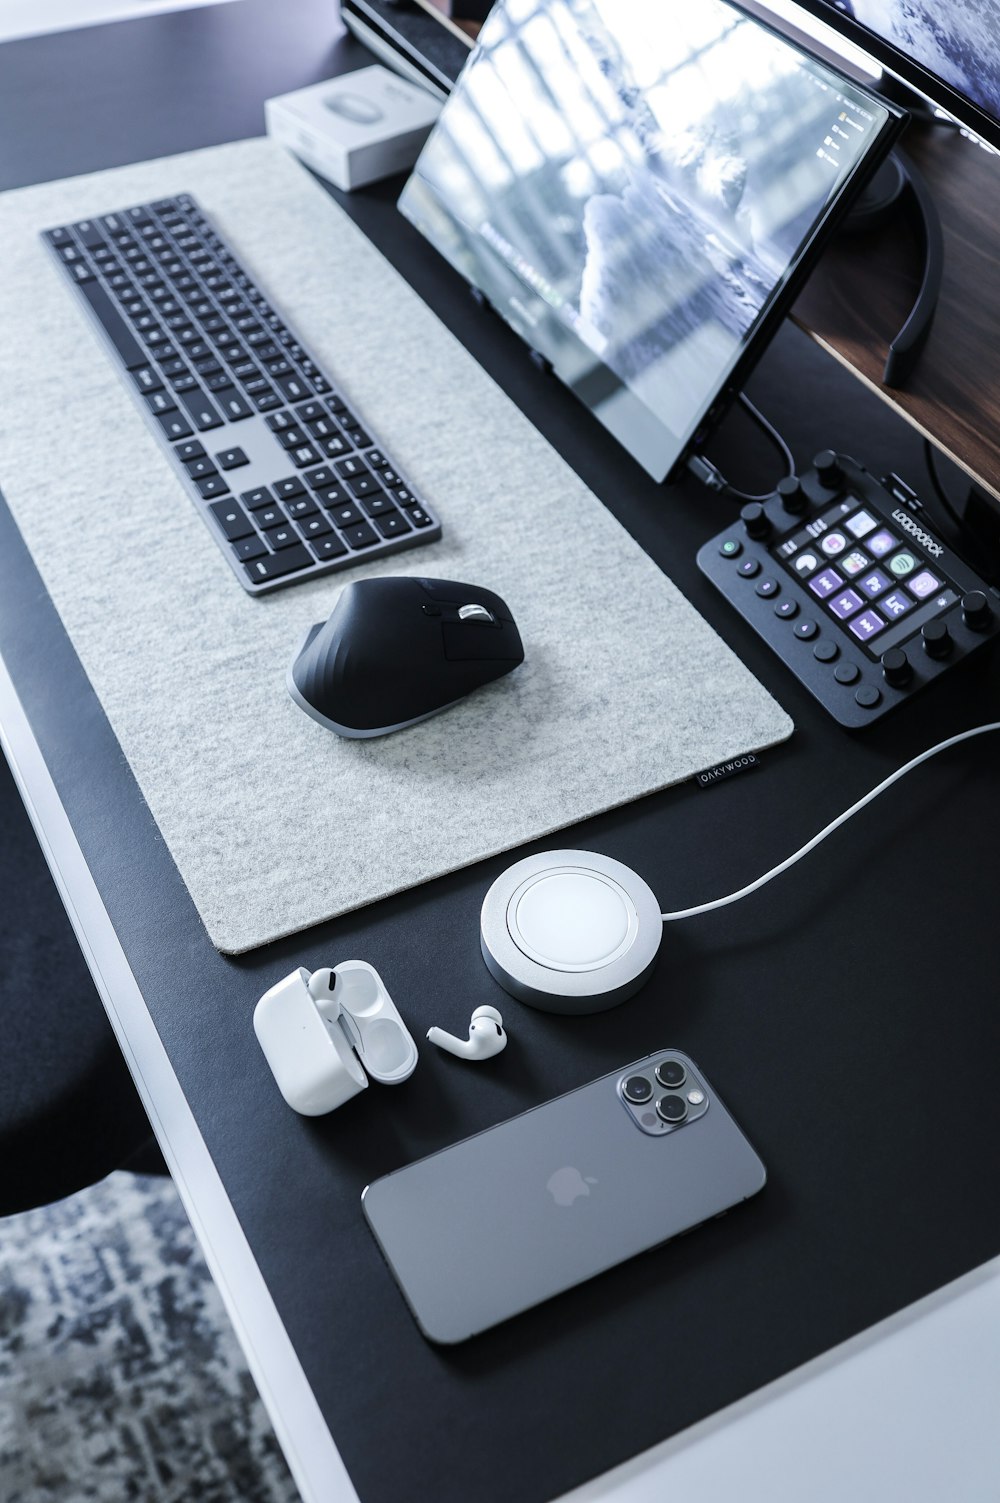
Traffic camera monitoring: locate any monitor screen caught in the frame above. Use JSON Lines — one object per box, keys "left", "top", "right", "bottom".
{"left": 790, "top": 1, "right": 1000, "bottom": 145}
{"left": 399, "top": 0, "right": 900, "bottom": 481}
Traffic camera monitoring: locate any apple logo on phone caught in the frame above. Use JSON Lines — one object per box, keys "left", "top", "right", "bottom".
{"left": 546, "top": 1167, "right": 598, "bottom": 1206}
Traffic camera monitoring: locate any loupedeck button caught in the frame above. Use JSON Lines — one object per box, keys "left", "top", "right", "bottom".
{"left": 737, "top": 558, "right": 761, "bottom": 579}
{"left": 774, "top": 599, "right": 799, "bottom": 619}
{"left": 855, "top": 685, "right": 881, "bottom": 708}
{"left": 719, "top": 537, "right": 742, "bottom": 559}
{"left": 755, "top": 577, "right": 779, "bottom": 598}
{"left": 814, "top": 640, "right": 838, "bottom": 662}
{"left": 834, "top": 662, "right": 860, "bottom": 685}
{"left": 794, "top": 619, "right": 818, "bottom": 640}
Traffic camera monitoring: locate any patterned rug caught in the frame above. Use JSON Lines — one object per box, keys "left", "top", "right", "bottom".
{"left": 0, "top": 1172, "right": 299, "bottom": 1503}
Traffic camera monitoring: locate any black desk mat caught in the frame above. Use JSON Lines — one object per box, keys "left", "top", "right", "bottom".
{"left": 2, "top": 304, "right": 998, "bottom": 1503}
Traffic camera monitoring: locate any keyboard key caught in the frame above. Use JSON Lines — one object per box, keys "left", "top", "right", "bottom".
{"left": 266, "top": 411, "right": 295, "bottom": 432}
{"left": 373, "top": 509, "right": 412, "bottom": 539}
{"left": 205, "top": 373, "right": 235, "bottom": 394}
{"left": 243, "top": 544, "right": 314, "bottom": 585}
{"left": 239, "top": 486, "right": 273, "bottom": 511}
{"left": 365, "top": 450, "right": 387, "bottom": 469}
{"left": 76, "top": 278, "right": 147, "bottom": 367}
{"left": 277, "top": 427, "right": 307, "bottom": 450}
{"left": 303, "top": 466, "right": 337, "bottom": 491}
{"left": 334, "top": 456, "right": 366, "bottom": 480}
{"left": 263, "top": 524, "right": 300, "bottom": 551}
{"left": 176, "top": 388, "right": 223, "bottom": 430}
{"left": 297, "top": 514, "right": 333, "bottom": 540}
{"left": 346, "top": 473, "right": 381, "bottom": 499}
{"left": 291, "top": 444, "right": 321, "bottom": 468}
{"left": 342, "top": 522, "right": 378, "bottom": 549}
{"left": 156, "top": 411, "right": 194, "bottom": 441}
{"left": 315, "top": 486, "right": 351, "bottom": 512}
{"left": 186, "top": 457, "right": 217, "bottom": 481}
{"left": 255, "top": 505, "right": 285, "bottom": 529}
{"left": 254, "top": 391, "right": 281, "bottom": 411}
{"left": 209, "top": 499, "right": 253, "bottom": 540}
{"left": 309, "top": 534, "right": 348, "bottom": 562}
{"left": 379, "top": 469, "right": 403, "bottom": 489}
{"left": 360, "top": 491, "right": 394, "bottom": 518}
{"left": 130, "top": 365, "right": 163, "bottom": 393}
{"left": 284, "top": 495, "right": 319, "bottom": 520}
{"left": 197, "top": 474, "right": 230, "bottom": 499}
{"left": 407, "top": 506, "right": 434, "bottom": 528}
{"left": 276, "top": 374, "right": 311, "bottom": 402}
{"left": 326, "top": 501, "right": 363, "bottom": 528}
{"left": 394, "top": 487, "right": 417, "bottom": 507}
{"left": 218, "top": 390, "right": 254, "bottom": 421}
{"left": 215, "top": 447, "right": 248, "bottom": 470}
{"left": 295, "top": 401, "right": 326, "bottom": 424}
{"left": 321, "top": 434, "right": 352, "bottom": 459}
{"left": 232, "top": 535, "right": 268, "bottom": 563}
{"left": 343, "top": 426, "right": 371, "bottom": 448}
{"left": 73, "top": 219, "right": 105, "bottom": 249}
{"left": 306, "top": 415, "right": 337, "bottom": 441}
{"left": 175, "top": 439, "right": 206, "bottom": 463}
{"left": 273, "top": 476, "right": 306, "bottom": 500}
{"left": 145, "top": 390, "right": 177, "bottom": 416}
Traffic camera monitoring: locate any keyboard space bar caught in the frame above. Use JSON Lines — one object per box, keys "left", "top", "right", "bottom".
{"left": 77, "top": 278, "right": 148, "bottom": 370}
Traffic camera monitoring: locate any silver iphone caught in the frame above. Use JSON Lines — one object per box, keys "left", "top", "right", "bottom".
{"left": 362, "top": 1049, "right": 766, "bottom": 1343}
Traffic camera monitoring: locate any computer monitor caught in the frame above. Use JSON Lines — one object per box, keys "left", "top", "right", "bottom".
{"left": 773, "top": 0, "right": 1000, "bottom": 150}
{"left": 399, "top": 0, "right": 902, "bottom": 482}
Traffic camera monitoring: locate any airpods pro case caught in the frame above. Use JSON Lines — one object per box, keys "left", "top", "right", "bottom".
{"left": 254, "top": 960, "right": 418, "bottom": 1116}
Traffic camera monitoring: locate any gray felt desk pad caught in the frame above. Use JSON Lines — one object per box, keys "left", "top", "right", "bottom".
{"left": 0, "top": 139, "right": 792, "bottom": 953}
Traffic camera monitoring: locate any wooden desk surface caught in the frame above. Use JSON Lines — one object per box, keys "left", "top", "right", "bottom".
{"left": 793, "top": 123, "right": 1000, "bottom": 501}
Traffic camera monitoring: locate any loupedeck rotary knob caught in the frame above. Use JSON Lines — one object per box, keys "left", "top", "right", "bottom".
{"left": 881, "top": 646, "right": 912, "bottom": 688}
{"left": 776, "top": 475, "right": 807, "bottom": 515}
{"left": 813, "top": 450, "right": 843, "bottom": 489}
{"left": 961, "top": 590, "right": 993, "bottom": 632}
{"left": 921, "top": 619, "right": 953, "bottom": 659}
{"left": 740, "top": 502, "right": 771, "bottom": 540}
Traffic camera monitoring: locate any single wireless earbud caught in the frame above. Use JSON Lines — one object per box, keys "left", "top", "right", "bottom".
{"left": 427, "top": 1005, "right": 507, "bottom": 1062}
{"left": 307, "top": 967, "right": 337, "bottom": 1002}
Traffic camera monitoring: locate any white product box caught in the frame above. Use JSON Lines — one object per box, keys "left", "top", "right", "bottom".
{"left": 264, "top": 65, "right": 442, "bottom": 191}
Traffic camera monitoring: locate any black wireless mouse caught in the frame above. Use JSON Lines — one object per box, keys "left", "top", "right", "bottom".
{"left": 287, "top": 577, "right": 525, "bottom": 738}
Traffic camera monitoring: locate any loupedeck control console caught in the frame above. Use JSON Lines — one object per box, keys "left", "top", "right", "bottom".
{"left": 697, "top": 452, "right": 1000, "bottom": 727}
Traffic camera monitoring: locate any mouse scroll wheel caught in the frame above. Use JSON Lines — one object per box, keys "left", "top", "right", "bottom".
{"left": 458, "top": 604, "right": 495, "bottom": 624}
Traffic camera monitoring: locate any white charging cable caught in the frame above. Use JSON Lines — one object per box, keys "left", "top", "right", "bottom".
{"left": 660, "top": 721, "right": 1000, "bottom": 924}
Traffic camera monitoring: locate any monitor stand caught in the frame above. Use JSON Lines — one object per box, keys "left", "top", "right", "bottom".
{"left": 837, "top": 150, "right": 944, "bottom": 389}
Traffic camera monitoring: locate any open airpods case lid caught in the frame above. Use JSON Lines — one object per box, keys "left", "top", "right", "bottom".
{"left": 254, "top": 960, "right": 417, "bottom": 1116}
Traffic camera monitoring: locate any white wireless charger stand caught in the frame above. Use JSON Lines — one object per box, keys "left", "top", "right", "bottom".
{"left": 480, "top": 850, "right": 662, "bottom": 1014}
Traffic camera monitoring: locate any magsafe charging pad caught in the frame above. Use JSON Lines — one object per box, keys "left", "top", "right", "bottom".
{"left": 480, "top": 850, "right": 662, "bottom": 1014}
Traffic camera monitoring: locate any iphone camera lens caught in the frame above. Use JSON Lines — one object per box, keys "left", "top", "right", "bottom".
{"left": 655, "top": 1059, "right": 686, "bottom": 1090}
{"left": 656, "top": 1094, "right": 687, "bottom": 1123}
{"left": 623, "top": 1074, "right": 653, "bottom": 1104}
